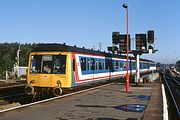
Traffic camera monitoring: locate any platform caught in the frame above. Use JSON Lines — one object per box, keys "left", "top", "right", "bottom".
{"left": 142, "top": 82, "right": 163, "bottom": 120}
{"left": 0, "top": 81, "right": 163, "bottom": 120}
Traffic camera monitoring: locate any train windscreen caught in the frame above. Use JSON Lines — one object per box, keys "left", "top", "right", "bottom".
{"left": 30, "top": 55, "right": 66, "bottom": 74}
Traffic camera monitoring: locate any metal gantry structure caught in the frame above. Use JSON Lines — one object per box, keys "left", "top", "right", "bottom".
{"left": 108, "top": 4, "right": 158, "bottom": 91}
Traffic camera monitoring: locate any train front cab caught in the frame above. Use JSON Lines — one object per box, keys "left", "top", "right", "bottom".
{"left": 25, "top": 52, "right": 72, "bottom": 96}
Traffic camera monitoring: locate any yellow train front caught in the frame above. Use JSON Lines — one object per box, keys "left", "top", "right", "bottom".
{"left": 25, "top": 51, "right": 73, "bottom": 96}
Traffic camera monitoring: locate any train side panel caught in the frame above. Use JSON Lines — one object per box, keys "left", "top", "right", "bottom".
{"left": 71, "top": 53, "right": 129, "bottom": 87}
{"left": 71, "top": 53, "right": 156, "bottom": 87}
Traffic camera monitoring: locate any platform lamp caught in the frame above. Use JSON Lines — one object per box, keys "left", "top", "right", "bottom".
{"left": 122, "top": 3, "right": 129, "bottom": 93}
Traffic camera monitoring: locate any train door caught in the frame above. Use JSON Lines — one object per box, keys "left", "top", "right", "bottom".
{"left": 105, "top": 57, "right": 112, "bottom": 80}
{"left": 40, "top": 55, "right": 53, "bottom": 86}
{"left": 90, "top": 58, "right": 95, "bottom": 81}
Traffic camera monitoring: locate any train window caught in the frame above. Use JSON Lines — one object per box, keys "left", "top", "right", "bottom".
{"left": 53, "top": 55, "right": 66, "bottom": 74}
{"left": 134, "top": 62, "right": 136, "bottom": 69}
{"left": 105, "top": 59, "right": 109, "bottom": 70}
{"left": 140, "top": 62, "right": 143, "bottom": 69}
{"left": 113, "top": 60, "right": 118, "bottom": 70}
{"left": 90, "top": 58, "right": 95, "bottom": 70}
{"left": 43, "top": 61, "right": 53, "bottom": 73}
{"left": 116, "top": 61, "right": 118, "bottom": 70}
{"left": 118, "top": 61, "right": 120, "bottom": 70}
{"left": 119, "top": 62, "right": 123, "bottom": 68}
{"left": 102, "top": 60, "right": 105, "bottom": 70}
{"left": 116, "top": 61, "right": 118, "bottom": 67}
{"left": 80, "top": 58, "right": 86, "bottom": 71}
{"left": 30, "top": 55, "right": 42, "bottom": 73}
{"left": 99, "top": 60, "right": 103, "bottom": 70}
{"left": 113, "top": 61, "right": 115, "bottom": 69}
{"left": 131, "top": 62, "right": 136, "bottom": 69}
{"left": 123, "top": 61, "right": 126, "bottom": 69}
{"left": 87, "top": 59, "right": 90, "bottom": 70}
{"left": 30, "top": 55, "right": 66, "bottom": 74}
{"left": 105, "top": 59, "right": 112, "bottom": 70}
{"left": 144, "top": 63, "right": 147, "bottom": 69}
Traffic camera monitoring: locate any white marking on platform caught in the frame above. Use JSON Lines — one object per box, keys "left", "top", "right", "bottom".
{"left": 162, "top": 84, "right": 168, "bottom": 120}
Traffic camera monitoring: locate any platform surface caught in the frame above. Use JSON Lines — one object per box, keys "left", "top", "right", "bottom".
{"left": 0, "top": 82, "right": 162, "bottom": 120}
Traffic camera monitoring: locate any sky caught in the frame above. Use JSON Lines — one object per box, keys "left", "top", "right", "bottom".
{"left": 0, "top": 0, "right": 180, "bottom": 64}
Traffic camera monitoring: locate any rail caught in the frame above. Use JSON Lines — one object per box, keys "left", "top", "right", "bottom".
{"left": 163, "top": 74, "right": 180, "bottom": 118}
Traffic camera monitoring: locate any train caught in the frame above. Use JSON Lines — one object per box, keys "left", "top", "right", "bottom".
{"left": 25, "top": 43, "right": 156, "bottom": 96}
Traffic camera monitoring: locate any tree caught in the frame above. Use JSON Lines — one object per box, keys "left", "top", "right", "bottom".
{"left": 0, "top": 43, "right": 35, "bottom": 76}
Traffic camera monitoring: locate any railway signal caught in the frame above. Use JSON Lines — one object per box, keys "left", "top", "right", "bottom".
{"left": 119, "top": 34, "right": 131, "bottom": 52}
{"left": 112, "top": 32, "right": 120, "bottom": 45}
{"left": 135, "top": 34, "right": 147, "bottom": 50}
{"left": 147, "top": 30, "right": 154, "bottom": 44}
{"left": 147, "top": 30, "right": 154, "bottom": 53}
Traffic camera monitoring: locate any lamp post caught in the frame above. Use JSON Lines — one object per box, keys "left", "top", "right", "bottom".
{"left": 123, "top": 3, "right": 129, "bottom": 93}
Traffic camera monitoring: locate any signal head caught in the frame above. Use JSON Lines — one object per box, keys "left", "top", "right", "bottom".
{"left": 112, "top": 32, "right": 120, "bottom": 44}
{"left": 147, "top": 30, "right": 154, "bottom": 44}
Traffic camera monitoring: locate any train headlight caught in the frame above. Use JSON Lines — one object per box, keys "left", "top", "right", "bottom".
{"left": 30, "top": 79, "right": 35, "bottom": 84}
{"left": 56, "top": 80, "right": 61, "bottom": 87}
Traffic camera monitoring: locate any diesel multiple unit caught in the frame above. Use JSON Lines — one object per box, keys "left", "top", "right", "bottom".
{"left": 25, "top": 43, "right": 156, "bottom": 96}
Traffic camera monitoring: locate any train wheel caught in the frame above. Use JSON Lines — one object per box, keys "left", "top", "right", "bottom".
{"left": 25, "top": 85, "right": 34, "bottom": 95}
{"left": 52, "top": 87, "right": 63, "bottom": 96}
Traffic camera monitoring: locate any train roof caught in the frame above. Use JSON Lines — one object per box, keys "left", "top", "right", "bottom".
{"left": 32, "top": 43, "right": 155, "bottom": 63}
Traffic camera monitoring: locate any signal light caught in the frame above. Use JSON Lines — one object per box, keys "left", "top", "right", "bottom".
{"left": 135, "top": 34, "right": 147, "bottom": 50}
{"left": 147, "top": 30, "right": 154, "bottom": 44}
{"left": 112, "top": 32, "right": 120, "bottom": 44}
{"left": 119, "top": 34, "right": 131, "bottom": 51}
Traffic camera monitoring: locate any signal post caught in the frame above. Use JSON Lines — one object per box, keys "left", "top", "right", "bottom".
{"left": 108, "top": 30, "right": 157, "bottom": 88}
{"left": 108, "top": 3, "right": 157, "bottom": 92}
{"left": 131, "top": 30, "right": 157, "bottom": 85}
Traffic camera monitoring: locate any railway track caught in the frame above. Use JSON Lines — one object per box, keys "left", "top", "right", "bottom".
{"left": 173, "top": 77, "right": 180, "bottom": 85}
{"left": 0, "top": 81, "right": 113, "bottom": 113}
{"left": 0, "top": 92, "right": 32, "bottom": 103}
{"left": 0, "top": 80, "right": 26, "bottom": 88}
{"left": 0, "top": 93, "right": 31, "bottom": 110}
{"left": 0, "top": 84, "right": 28, "bottom": 107}
{"left": 0, "top": 85, "right": 33, "bottom": 111}
{"left": 163, "top": 73, "right": 180, "bottom": 119}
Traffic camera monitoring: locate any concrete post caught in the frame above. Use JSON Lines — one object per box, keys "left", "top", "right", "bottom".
{"left": 136, "top": 54, "right": 140, "bottom": 84}
{"left": 17, "top": 45, "right": 20, "bottom": 77}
